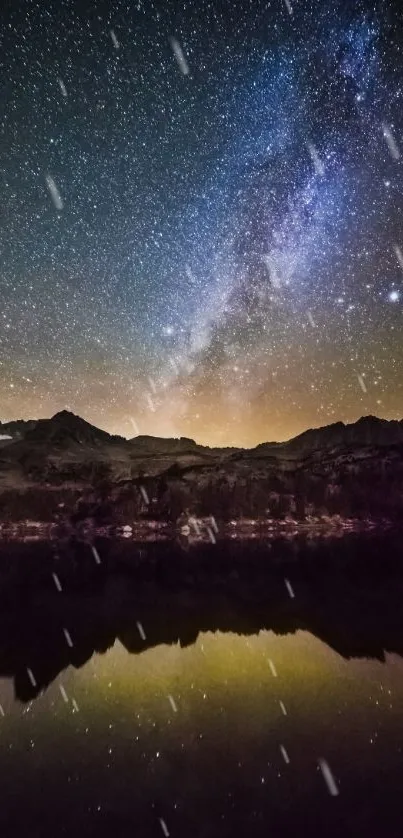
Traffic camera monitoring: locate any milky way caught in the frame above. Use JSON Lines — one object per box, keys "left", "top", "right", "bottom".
{"left": 1, "top": 0, "right": 403, "bottom": 445}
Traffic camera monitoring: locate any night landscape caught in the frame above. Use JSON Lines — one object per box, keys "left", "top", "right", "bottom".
{"left": 1, "top": 0, "right": 403, "bottom": 835}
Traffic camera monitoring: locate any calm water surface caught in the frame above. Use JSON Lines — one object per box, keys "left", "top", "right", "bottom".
{"left": 1, "top": 535, "right": 403, "bottom": 837}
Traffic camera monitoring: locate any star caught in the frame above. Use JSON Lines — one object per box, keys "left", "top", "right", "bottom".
{"left": 0, "top": 0, "right": 402, "bottom": 445}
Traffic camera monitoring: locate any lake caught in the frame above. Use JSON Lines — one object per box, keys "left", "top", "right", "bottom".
{"left": 0, "top": 532, "right": 403, "bottom": 837}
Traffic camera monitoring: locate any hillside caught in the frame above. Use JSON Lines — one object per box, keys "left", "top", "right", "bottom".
{"left": 0, "top": 411, "right": 402, "bottom": 522}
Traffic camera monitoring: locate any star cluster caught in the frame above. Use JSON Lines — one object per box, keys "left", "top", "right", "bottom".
{"left": 1, "top": 0, "right": 403, "bottom": 445}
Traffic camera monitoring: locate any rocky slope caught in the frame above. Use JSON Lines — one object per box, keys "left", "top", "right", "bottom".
{"left": 0, "top": 411, "right": 402, "bottom": 522}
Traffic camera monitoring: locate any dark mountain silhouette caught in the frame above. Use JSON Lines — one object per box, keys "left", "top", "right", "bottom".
{"left": 0, "top": 409, "right": 400, "bottom": 450}
{"left": 0, "top": 411, "right": 403, "bottom": 522}
{"left": 129, "top": 434, "right": 203, "bottom": 455}
{"left": 1, "top": 410, "right": 402, "bottom": 453}
{"left": 252, "top": 415, "right": 403, "bottom": 457}
{"left": 23, "top": 410, "right": 124, "bottom": 448}
{"left": 0, "top": 418, "right": 37, "bottom": 439}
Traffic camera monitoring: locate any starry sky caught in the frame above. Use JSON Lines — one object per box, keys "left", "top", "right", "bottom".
{"left": 1, "top": 0, "right": 403, "bottom": 447}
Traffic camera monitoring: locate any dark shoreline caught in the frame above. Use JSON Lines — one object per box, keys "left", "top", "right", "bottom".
{"left": 0, "top": 515, "right": 392, "bottom": 543}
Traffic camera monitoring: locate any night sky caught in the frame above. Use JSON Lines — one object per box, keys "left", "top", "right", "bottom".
{"left": 1, "top": 0, "right": 403, "bottom": 446}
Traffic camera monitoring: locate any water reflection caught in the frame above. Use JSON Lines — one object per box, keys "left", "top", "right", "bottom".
{"left": 0, "top": 534, "right": 403, "bottom": 837}
{"left": 0, "top": 533, "right": 402, "bottom": 701}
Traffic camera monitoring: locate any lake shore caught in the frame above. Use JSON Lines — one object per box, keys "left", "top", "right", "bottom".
{"left": 0, "top": 515, "right": 391, "bottom": 544}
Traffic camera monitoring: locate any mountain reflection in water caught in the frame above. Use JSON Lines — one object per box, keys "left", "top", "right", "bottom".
{"left": 0, "top": 533, "right": 403, "bottom": 837}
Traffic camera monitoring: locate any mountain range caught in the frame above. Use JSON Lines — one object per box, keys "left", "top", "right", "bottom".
{"left": 0, "top": 410, "right": 403, "bottom": 523}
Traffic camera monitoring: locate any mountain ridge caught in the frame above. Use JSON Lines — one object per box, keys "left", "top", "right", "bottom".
{"left": 1, "top": 409, "right": 403, "bottom": 452}
{"left": 1, "top": 411, "right": 403, "bottom": 523}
